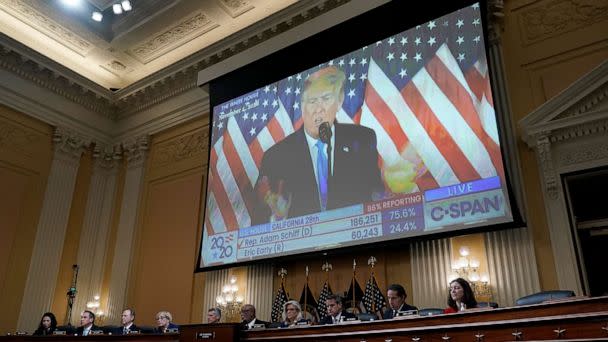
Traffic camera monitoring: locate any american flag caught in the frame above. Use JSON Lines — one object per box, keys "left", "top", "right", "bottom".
{"left": 316, "top": 281, "right": 333, "bottom": 321}
{"left": 362, "top": 275, "right": 387, "bottom": 318}
{"left": 270, "top": 283, "right": 289, "bottom": 322}
{"left": 204, "top": 2, "right": 503, "bottom": 235}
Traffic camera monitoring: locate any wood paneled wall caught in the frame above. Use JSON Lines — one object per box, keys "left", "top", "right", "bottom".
{"left": 0, "top": 105, "right": 53, "bottom": 332}
{"left": 126, "top": 117, "right": 210, "bottom": 327}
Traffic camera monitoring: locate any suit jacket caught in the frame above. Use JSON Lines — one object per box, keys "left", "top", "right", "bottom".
{"left": 319, "top": 311, "right": 358, "bottom": 325}
{"left": 240, "top": 318, "right": 269, "bottom": 330}
{"left": 382, "top": 303, "right": 418, "bottom": 319}
{"left": 76, "top": 324, "right": 100, "bottom": 336}
{"left": 112, "top": 324, "right": 140, "bottom": 335}
{"left": 252, "top": 124, "right": 383, "bottom": 224}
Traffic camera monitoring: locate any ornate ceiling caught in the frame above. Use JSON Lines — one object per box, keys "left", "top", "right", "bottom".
{"left": 0, "top": 0, "right": 298, "bottom": 90}
{"left": 0, "top": 0, "right": 388, "bottom": 144}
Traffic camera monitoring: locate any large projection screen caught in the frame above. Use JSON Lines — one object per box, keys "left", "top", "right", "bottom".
{"left": 198, "top": 1, "right": 513, "bottom": 269}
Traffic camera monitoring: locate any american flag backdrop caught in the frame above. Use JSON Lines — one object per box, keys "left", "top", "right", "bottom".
{"left": 204, "top": 3, "right": 504, "bottom": 236}
{"left": 270, "top": 283, "right": 289, "bottom": 323}
{"left": 316, "top": 281, "right": 333, "bottom": 321}
{"left": 362, "top": 275, "right": 387, "bottom": 316}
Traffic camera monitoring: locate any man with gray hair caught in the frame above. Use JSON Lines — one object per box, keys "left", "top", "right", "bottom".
{"left": 206, "top": 308, "right": 221, "bottom": 324}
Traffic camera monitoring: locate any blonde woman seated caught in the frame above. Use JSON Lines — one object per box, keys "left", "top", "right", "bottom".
{"left": 155, "top": 311, "right": 179, "bottom": 333}
{"left": 279, "top": 300, "right": 309, "bottom": 328}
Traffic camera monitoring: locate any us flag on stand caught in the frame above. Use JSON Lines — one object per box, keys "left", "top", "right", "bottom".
{"left": 317, "top": 281, "right": 333, "bottom": 321}
{"left": 204, "top": 2, "right": 502, "bottom": 235}
{"left": 270, "top": 283, "right": 289, "bottom": 323}
{"left": 362, "top": 275, "right": 387, "bottom": 317}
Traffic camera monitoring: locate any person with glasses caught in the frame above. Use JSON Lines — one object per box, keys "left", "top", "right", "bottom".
{"left": 239, "top": 304, "right": 269, "bottom": 329}
{"left": 154, "top": 311, "right": 179, "bottom": 333}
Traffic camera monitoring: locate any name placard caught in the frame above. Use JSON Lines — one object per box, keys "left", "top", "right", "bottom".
{"left": 196, "top": 332, "right": 215, "bottom": 339}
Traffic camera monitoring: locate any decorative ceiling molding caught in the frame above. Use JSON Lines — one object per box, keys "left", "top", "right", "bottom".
{"left": 100, "top": 60, "right": 134, "bottom": 77}
{"left": 218, "top": 0, "right": 255, "bottom": 18}
{"left": 0, "top": 39, "right": 117, "bottom": 119}
{"left": 128, "top": 12, "right": 219, "bottom": 64}
{"left": 115, "top": 0, "right": 355, "bottom": 117}
{"left": 0, "top": 0, "right": 95, "bottom": 56}
{"left": 518, "top": 0, "right": 608, "bottom": 46}
{"left": 1, "top": 0, "right": 355, "bottom": 121}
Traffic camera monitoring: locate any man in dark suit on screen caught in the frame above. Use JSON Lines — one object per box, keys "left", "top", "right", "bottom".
{"left": 252, "top": 66, "right": 383, "bottom": 223}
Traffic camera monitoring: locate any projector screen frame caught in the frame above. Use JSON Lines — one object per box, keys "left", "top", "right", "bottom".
{"left": 196, "top": 0, "right": 525, "bottom": 272}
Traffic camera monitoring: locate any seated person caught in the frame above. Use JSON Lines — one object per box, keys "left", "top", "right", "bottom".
{"left": 279, "top": 301, "right": 309, "bottom": 328}
{"left": 112, "top": 308, "right": 139, "bottom": 334}
{"left": 383, "top": 284, "right": 418, "bottom": 319}
{"left": 155, "top": 311, "right": 178, "bottom": 333}
{"left": 444, "top": 278, "right": 478, "bottom": 313}
{"left": 76, "top": 310, "right": 100, "bottom": 336}
{"left": 240, "top": 304, "right": 269, "bottom": 329}
{"left": 207, "top": 308, "right": 221, "bottom": 324}
{"left": 320, "top": 294, "right": 357, "bottom": 324}
{"left": 32, "top": 312, "right": 57, "bottom": 336}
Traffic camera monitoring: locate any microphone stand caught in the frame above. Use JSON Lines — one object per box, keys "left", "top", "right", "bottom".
{"left": 65, "top": 264, "right": 79, "bottom": 326}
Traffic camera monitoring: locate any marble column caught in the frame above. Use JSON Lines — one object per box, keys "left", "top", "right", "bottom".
{"left": 105, "top": 136, "right": 149, "bottom": 323}
{"left": 70, "top": 146, "right": 119, "bottom": 325}
{"left": 17, "top": 128, "right": 87, "bottom": 331}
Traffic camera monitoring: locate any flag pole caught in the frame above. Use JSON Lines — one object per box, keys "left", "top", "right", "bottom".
{"left": 279, "top": 267, "right": 288, "bottom": 296}
{"left": 368, "top": 256, "right": 377, "bottom": 313}
{"left": 352, "top": 259, "right": 356, "bottom": 310}
{"left": 304, "top": 266, "right": 309, "bottom": 318}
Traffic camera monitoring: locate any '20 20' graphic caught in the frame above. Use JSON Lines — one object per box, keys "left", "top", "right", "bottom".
{"left": 210, "top": 233, "right": 235, "bottom": 260}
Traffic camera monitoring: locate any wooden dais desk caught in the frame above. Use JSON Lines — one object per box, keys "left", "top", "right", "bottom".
{"left": 243, "top": 296, "right": 608, "bottom": 341}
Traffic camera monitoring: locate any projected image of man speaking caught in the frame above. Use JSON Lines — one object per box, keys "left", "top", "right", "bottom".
{"left": 252, "top": 66, "right": 384, "bottom": 224}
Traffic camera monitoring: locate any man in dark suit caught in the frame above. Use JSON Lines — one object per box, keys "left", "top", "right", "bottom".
{"left": 320, "top": 294, "right": 357, "bottom": 324}
{"left": 239, "top": 304, "right": 269, "bottom": 330}
{"left": 112, "top": 308, "right": 139, "bottom": 335}
{"left": 383, "top": 284, "right": 418, "bottom": 319}
{"left": 253, "top": 66, "right": 383, "bottom": 223}
{"left": 76, "top": 310, "right": 100, "bottom": 336}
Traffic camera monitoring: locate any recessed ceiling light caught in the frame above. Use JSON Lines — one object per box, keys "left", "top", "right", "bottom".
{"left": 121, "top": 0, "right": 132, "bottom": 11}
{"left": 91, "top": 11, "right": 103, "bottom": 22}
{"left": 112, "top": 3, "right": 123, "bottom": 14}
{"left": 60, "top": 0, "right": 81, "bottom": 7}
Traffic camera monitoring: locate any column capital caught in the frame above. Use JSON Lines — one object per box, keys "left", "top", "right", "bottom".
{"left": 92, "top": 143, "right": 121, "bottom": 171}
{"left": 122, "top": 135, "right": 150, "bottom": 169}
{"left": 486, "top": 0, "right": 505, "bottom": 46}
{"left": 52, "top": 126, "right": 88, "bottom": 162}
